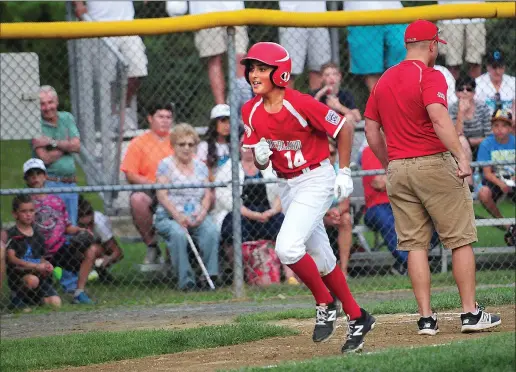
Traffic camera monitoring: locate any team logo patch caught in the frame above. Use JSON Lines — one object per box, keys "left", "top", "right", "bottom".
{"left": 437, "top": 92, "right": 445, "bottom": 100}
{"left": 244, "top": 124, "right": 252, "bottom": 138}
{"left": 325, "top": 110, "right": 340, "bottom": 126}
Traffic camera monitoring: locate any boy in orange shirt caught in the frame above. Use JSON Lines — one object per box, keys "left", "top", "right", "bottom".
{"left": 121, "top": 103, "right": 174, "bottom": 264}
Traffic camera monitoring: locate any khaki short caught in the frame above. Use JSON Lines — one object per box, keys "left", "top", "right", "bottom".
{"left": 195, "top": 26, "right": 249, "bottom": 58}
{"left": 439, "top": 22, "right": 486, "bottom": 66}
{"left": 109, "top": 36, "right": 148, "bottom": 78}
{"left": 386, "top": 152, "right": 477, "bottom": 251}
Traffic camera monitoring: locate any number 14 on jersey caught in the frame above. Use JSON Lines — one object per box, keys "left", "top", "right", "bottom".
{"left": 284, "top": 150, "right": 307, "bottom": 169}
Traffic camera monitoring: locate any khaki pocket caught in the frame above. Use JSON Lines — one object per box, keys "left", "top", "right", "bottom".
{"left": 417, "top": 162, "right": 444, "bottom": 171}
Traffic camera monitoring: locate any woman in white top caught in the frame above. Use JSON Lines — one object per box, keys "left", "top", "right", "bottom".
{"left": 155, "top": 123, "right": 219, "bottom": 291}
{"left": 197, "top": 104, "right": 231, "bottom": 181}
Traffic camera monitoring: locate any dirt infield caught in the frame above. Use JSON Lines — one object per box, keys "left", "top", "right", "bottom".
{"left": 51, "top": 305, "right": 514, "bottom": 372}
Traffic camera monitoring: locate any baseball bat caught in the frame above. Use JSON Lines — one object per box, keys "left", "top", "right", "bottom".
{"left": 184, "top": 229, "right": 215, "bottom": 290}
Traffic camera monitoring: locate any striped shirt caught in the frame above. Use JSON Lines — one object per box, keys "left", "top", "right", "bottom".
{"left": 449, "top": 100, "right": 492, "bottom": 139}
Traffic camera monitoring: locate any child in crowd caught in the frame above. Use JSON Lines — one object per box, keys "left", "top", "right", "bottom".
{"left": 6, "top": 194, "right": 61, "bottom": 310}
{"left": 78, "top": 196, "right": 124, "bottom": 282}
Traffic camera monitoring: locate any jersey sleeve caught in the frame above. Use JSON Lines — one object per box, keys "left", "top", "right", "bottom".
{"left": 299, "top": 93, "right": 346, "bottom": 139}
{"left": 364, "top": 89, "right": 381, "bottom": 123}
{"left": 241, "top": 104, "right": 259, "bottom": 148}
{"left": 422, "top": 69, "right": 448, "bottom": 109}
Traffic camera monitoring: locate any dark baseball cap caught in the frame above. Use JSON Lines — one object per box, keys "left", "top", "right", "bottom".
{"left": 487, "top": 50, "right": 505, "bottom": 67}
{"left": 405, "top": 20, "right": 447, "bottom": 44}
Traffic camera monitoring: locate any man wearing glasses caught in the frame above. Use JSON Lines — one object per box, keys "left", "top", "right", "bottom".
{"left": 365, "top": 20, "right": 501, "bottom": 336}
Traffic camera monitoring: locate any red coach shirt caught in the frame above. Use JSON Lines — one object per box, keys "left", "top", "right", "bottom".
{"left": 241, "top": 88, "right": 346, "bottom": 175}
{"left": 361, "top": 146, "right": 390, "bottom": 209}
{"left": 364, "top": 60, "right": 448, "bottom": 160}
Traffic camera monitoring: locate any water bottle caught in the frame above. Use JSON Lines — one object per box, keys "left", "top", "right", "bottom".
{"left": 184, "top": 202, "right": 196, "bottom": 221}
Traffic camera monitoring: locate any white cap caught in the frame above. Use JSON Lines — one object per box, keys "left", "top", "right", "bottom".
{"left": 23, "top": 158, "right": 46, "bottom": 174}
{"left": 210, "top": 104, "right": 230, "bottom": 119}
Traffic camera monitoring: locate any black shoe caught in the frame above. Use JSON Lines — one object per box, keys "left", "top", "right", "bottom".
{"left": 417, "top": 314, "right": 439, "bottom": 336}
{"left": 461, "top": 305, "right": 501, "bottom": 333}
{"left": 341, "top": 308, "right": 376, "bottom": 353}
{"left": 312, "top": 302, "right": 338, "bottom": 343}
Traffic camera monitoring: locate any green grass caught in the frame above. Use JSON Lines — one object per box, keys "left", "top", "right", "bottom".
{"left": 0, "top": 322, "right": 297, "bottom": 372}
{"left": 241, "top": 332, "right": 516, "bottom": 372}
{"left": 235, "top": 286, "right": 515, "bottom": 323}
{"left": 0, "top": 140, "right": 104, "bottom": 223}
{"left": 1, "top": 238, "right": 514, "bottom": 313}
{"left": 2, "top": 236, "right": 514, "bottom": 313}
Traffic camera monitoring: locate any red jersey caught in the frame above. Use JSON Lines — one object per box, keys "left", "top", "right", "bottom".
{"left": 241, "top": 88, "right": 346, "bottom": 175}
{"left": 364, "top": 60, "right": 448, "bottom": 160}
{"left": 361, "top": 146, "right": 390, "bottom": 210}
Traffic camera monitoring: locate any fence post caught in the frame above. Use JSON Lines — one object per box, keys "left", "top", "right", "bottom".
{"left": 227, "top": 26, "right": 245, "bottom": 299}
{"left": 328, "top": 1, "right": 341, "bottom": 65}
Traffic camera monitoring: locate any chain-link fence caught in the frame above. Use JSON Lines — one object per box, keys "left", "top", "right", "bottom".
{"left": 0, "top": 2, "right": 515, "bottom": 312}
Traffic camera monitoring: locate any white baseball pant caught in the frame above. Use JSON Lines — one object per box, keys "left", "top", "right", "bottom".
{"left": 275, "top": 160, "right": 337, "bottom": 276}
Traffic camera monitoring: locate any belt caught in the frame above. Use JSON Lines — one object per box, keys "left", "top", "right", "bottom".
{"left": 276, "top": 161, "right": 326, "bottom": 180}
{"left": 46, "top": 175, "right": 77, "bottom": 183}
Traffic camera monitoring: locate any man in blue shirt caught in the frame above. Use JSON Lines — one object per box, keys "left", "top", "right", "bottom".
{"left": 477, "top": 108, "right": 515, "bottom": 227}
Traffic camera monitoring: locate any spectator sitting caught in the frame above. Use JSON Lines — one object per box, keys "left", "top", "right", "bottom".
{"left": 343, "top": 1, "right": 406, "bottom": 92}
{"left": 437, "top": 0, "right": 486, "bottom": 80}
{"left": 74, "top": 1, "right": 148, "bottom": 130}
{"left": 33, "top": 85, "right": 81, "bottom": 225}
{"left": 312, "top": 62, "right": 361, "bottom": 122}
{"left": 6, "top": 194, "right": 61, "bottom": 310}
{"left": 166, "top": 1, "right": 250, "bottom": 105}
{"left": 78, "top": 196, "right": 124, "bottom": 283}
{"left": 361, "top": 146, "right": 440, "bottom": 275}
{"left": 23, "top": 158, "right": 99, "bottom": 304}
{"left": 450, "top": 75, "right": 492, "bottom": 188}
{"left": 197, "top": 104, "right": 231, "bottom": 181}
{"left": 216, "top": 134, "right": 284, "bottom": 267}
{"left": 324, "top": 138, "right": 353, "bottom": 277}
{"left": 120, "top": 103, "right": 174, "bottom": 265}
{"left": 475, "top": 50, "right": 516, "bottom": 115}
{"left": 154, "top": 123, "right": 219, "bottom": 291}
{"left": 477, "top": 109, "right": 516, "bottom": 227}
{"left": 278, "top": 1, "right": 331, "bottom": 91}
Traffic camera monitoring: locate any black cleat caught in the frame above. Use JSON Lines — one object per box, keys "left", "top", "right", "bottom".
{"left": 312, "top": 301, "right": 338, "bottom": 343}
{"left": 341, "top": 308, "right": 376, "bottom": 353}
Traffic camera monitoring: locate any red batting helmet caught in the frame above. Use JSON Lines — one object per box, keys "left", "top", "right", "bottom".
{"left": 240, "top": 42, "right": 292, "bottom": 87}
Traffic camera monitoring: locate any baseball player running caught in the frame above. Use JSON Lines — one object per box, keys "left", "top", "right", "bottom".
{"left": 240, "top": 42, "right": 375, "bottom": 353}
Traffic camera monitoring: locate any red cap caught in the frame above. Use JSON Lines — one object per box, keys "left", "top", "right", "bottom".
{"left": 405, "top": 20, "right": 447, "bottom": 44}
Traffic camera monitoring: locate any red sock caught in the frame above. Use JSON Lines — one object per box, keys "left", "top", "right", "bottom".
{"left": 322, "top": 266, "right": 362, "bottom": 320}
{"left": 288, "top": 254, "right": 333, "bottom": 305}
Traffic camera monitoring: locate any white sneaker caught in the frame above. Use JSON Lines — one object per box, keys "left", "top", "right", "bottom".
{"left": 461, "top": 307, "right": 501, "bottom": 333}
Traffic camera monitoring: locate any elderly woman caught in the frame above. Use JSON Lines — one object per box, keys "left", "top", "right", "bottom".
{"left": 449, "top": 75, "right": 492, "bottom": 188}
{"left": 154, "top": 123, "right": 219, "bottom": 291}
